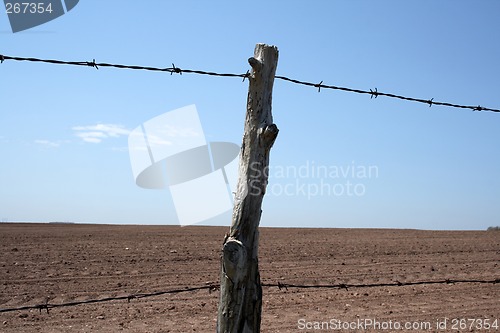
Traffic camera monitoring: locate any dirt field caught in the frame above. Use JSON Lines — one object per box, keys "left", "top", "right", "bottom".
{"left": 0, "top": 223, "right": 498, "bottom": 332}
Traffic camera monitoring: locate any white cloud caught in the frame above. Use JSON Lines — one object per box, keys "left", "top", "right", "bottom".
{"left": 73, "top": 123, "right": 186, "bottom": 149}
{"left": 81, "top": 137, "right": 103, "bottom": 144}
{"left": 72, "top": 124, "right": 131, "bottom": 144}
{"left": 34, "top": 139, "right": 62, "bottom": 148}
{"left": 74, "top": 131, "right": 107, "bottom": 143}
{"left": 127, "top": 130, "right": 173, "bottom": 151}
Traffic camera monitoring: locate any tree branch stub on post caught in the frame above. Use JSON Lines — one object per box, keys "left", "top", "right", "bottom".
{"left": 217, "top": 43, "right": 279, "bottom": 333}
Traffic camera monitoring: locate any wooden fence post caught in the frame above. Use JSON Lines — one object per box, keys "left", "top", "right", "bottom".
{"left": 216, "top": 43, "right": 279, "bottom": 333}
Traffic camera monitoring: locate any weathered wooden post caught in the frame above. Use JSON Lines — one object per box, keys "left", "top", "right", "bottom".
{"left": 216, "top": 43, "right": 279, "bottom": 333}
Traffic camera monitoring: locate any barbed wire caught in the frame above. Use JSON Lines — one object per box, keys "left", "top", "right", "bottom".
{"left": 274, "top": 76, "right": 499, "bottom": 112}
{"left": 262, "top": 277, "right": 500, "bottom": 291}
{"left": 1, "top": 54, "right": 499, "bottom": 113}
{"left": 0, "top": 284, "right": 219, "bottom": 314}
{"left": 0, "top": 55, "right": 244, "bottom": 77}
{"left": 0, "top": 278, "right": 497, "bottom": 314}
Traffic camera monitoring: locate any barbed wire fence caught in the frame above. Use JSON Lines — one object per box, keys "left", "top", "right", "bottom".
{"left": 0, "top": 278, "right": 498, "bottom": 314}
{"left": 0, "top": 54, "right": 498, "bottom": 316}
{"left": 1, "top": 54, "right": 499, "bottom": 113}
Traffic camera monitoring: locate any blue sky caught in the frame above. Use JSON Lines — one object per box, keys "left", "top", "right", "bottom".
{"left": 1, "top": 1, "right": 499, "bottom": 230}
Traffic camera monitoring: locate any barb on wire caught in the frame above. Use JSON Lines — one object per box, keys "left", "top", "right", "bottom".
{"left": 316, "top": 80, "right": 323, "bottom": 92}
{"left": 1, "top": 54, "right": 499, "bottom": 113}
{"left": 171, "top": 63, "right": 181, "bottom": 75}
{"left": 242, "top": 70, "right": 250, "bottom": 82}
{"left": 87, "top": 59, "right": 98, "bottom": 70}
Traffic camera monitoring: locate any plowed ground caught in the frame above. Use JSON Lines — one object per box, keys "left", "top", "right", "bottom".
{"left": 0, "top": 223, "right": 498, "bottom": 332}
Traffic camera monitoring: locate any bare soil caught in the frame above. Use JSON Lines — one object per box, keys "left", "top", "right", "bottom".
{"left": 0, "top": 223, "right": 498, "bottom": 332}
